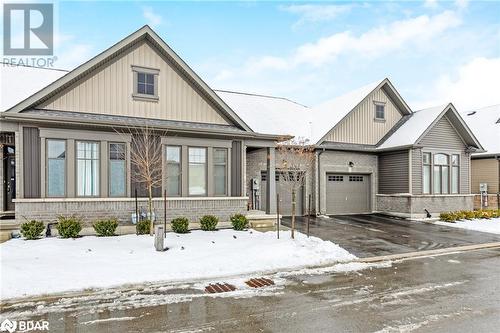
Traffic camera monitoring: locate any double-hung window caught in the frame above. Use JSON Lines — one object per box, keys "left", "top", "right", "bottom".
{"left": 77, "top": 141, "right": 100, "bottom": 197}
{"left": 214, "top": 148, "right": 227, "bottom": 196}
{"left": 109, "top": 143, "right": 126, "bottom": 197}
{"left": 47, "top": 140, "right": 66, "bottom": 197}
{"left": 375, "top": 102, "right": 385, "bottom": 120}
{"left": 451, "top": 154, "right": 460, "bottom": 194}
{"left": 166, "top": 146, "right": 181, "bottom": 196}
{"left": 188, "top": 147, "right": 207, "bottom": 196}
{"left": 132, "top": 66, "right": 159, "bottom": 100}
{"left": 422, "top": 152, "right": 431, "bottom": 194}
{"left": 433, "top": 153, "right": 449, "bottom": 194}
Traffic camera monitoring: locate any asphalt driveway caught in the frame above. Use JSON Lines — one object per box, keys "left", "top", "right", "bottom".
{"left": 282, "top": 214, "right": 500, "bottom": 257}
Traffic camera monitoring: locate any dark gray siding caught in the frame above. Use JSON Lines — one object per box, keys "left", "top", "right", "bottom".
{"left": 23, "top": 127, "right": 41, "bottom": 198}
{"left": 412, "top": 149, "right": 422, "bottom": 194}
{"left": 231, "top": 140, "right": 242, "bottom": 196}
{"left": 378, "top": 150, "right": 409, "bottom": 194}
{"left": 413, "top": 115, "right": 470, "bottom": 194}
{"left": 418, "top": 115, "right": 466, "bottom": 149}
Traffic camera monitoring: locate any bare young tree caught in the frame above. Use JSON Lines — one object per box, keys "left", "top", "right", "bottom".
{"left": 118, "top": 124, "right": 165, "bottom": 236}
{"left": 276, "top": 139, "right": 315, "bottom": 239}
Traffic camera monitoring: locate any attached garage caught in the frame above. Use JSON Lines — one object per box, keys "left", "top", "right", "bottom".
{"left": 325, "top": 173, "right": 371, "bottom": 215}
{"left": 261, "top": 171, "right": 304, "bottom": 216}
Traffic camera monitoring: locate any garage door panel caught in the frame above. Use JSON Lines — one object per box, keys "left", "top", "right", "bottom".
{"left": 326, "top": 173, "right": 370, "bottom": 215}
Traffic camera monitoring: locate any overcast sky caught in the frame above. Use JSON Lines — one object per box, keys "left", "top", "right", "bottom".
{"left": 3, "top": 0, "right": 499, "bottom": 111}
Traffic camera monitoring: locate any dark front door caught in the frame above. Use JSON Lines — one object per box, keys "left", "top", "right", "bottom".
{"left": 4, "top": 146, "right": 16, "bottom": 211}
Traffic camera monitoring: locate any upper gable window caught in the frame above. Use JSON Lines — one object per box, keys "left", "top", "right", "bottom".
{"left": 374, "top": 102, "right": 385, "bottom": 121}
{"left": 132, "top": 66, "right": 159, "bottom": 101}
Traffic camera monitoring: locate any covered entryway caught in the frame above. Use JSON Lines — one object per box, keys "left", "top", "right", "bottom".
{"left": 261, "top": 171, "right": 303, "bottom": 216}
{"left": 325, "top": 173, "right": 370, "bottom": 215}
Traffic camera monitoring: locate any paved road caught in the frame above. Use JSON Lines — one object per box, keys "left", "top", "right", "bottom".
{"left": 282, "top": 214, "right": 500, "bottom": 257}
{"left": 1, "top": 248, "right": 500, "bottom": 333}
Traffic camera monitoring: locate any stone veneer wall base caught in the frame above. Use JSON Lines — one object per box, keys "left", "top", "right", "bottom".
{"left": 15, "top": 197, "right": 248, "bottom": 228}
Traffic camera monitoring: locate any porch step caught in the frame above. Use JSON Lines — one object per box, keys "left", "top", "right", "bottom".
{"left": 246, "top": 210, "right": 280, "bottom": 228}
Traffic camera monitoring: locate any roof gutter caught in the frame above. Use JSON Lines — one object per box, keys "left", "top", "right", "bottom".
{"left": 0, "top": 112, "right": 285, "bottom": 141}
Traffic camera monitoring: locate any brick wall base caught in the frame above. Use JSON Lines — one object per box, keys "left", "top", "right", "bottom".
{"left": 14, "top": 197, "right": 248, "bottom": 229}
{"left": 376, "top": 194, "right": 475, "bottom": 219}
{"left": 473, "top": 194, "right": 500, "bottom": 210}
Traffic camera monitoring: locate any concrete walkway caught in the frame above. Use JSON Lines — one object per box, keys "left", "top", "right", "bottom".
{"left": 282, "top": 214, "right": 500, "bottom": 257}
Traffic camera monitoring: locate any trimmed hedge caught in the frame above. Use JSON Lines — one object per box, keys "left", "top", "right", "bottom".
{"left": 200, "top": 215, "right": 218, "bottom": 231}
{"left": 57, "top": 215, "right": 82, "bottom": 238}
{"left": 440, "top": 209, "right": 500, "bottom": 223}
{"left": 171, "top": 217, "right": 189, "bottom": 233}
{"left": 93, "top": 218, "right": 119, "bottom": 237}
{"left": 230, "top": 214, "right": 249, "bottom": 231}
{"left": 20, "top": 220, "right": 45, "bottom": 240}
{"left": 136, "top": 219, "right": 151, "bottom": 235}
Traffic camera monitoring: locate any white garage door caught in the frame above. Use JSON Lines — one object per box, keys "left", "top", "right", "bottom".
{"left": 326, "top": 174, "right": 371, "bottom": 215}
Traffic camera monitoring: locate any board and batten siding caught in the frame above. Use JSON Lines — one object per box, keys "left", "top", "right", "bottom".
{"left": 471, "top": 158, "right": 499, "bottom": 194}
{"left": 412, "top": 114, "right": 470, "bottom": 194}
{"left": 378, "top": 150, "right": 409, "bottom": 194}
{"left": 40, "top": 41, "right": 230, "bottom": 125}
{"left": 325, "top": 87, "right": 403, "bottom": 145}
{"left": 23, "top": 127, "right": 41, "bottom": 198}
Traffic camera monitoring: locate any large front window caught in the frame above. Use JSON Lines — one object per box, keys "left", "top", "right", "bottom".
{"left": 214, "top": 148, "right": 227, "bottom": 195}
{"left": 422, "top": 152, "right": 431, "bottom": 194}
{"left": 109, "top": 143, "right": 126, "bottom": 197}
{"left": 451, "top": 154, "right": 460, "bottom": 194}
{"left": 47, "top": 140, "right": 66, "bottom": 197}
{"left": 77, "top": 141, "right": 99, "bottom": 196}
{"left": 166, "top": 146, "right": 181, "bottom": 196}
{"left": 188, "top": 147, "right": 206, "bottom": 196}
{"left": 433, "top": 153, "right": 449, "bottom": 194}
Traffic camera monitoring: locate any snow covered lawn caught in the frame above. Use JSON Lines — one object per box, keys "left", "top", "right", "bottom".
{"left": 0, "top": 229, "right": 355, "bottom": 300}
{"left": 436, "top": 218, "right": 500, "bottom": 234}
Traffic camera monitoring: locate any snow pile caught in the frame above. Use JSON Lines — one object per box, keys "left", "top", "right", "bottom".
{"left": 436, "top": 218, "right": 500, "bottom": 234}
{"left": 0, "top": 229, "right": 355, "bottom": 299}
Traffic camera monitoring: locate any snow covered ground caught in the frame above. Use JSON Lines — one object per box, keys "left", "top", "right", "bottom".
{"left": 436, "top": 218, "right": 500, "bottom": 234}
{"left": 0, "top": 229, "right": 355, "bottom": 300}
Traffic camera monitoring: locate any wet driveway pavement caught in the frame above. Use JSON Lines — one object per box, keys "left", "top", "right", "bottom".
{"left": 282, "top": 214, "right": 500, "bottom": 257}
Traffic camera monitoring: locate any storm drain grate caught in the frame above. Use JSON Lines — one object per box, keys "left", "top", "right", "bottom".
{"left": 245, "top": 278, "right": 274, "bottom": 288}
{"left": 204, "top": 283, "right": 236, "bottom": 294}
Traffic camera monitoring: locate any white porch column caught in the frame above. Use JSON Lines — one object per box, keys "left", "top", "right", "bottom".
{"left": 266, "top": 147, "right": 277, "bottom": 214}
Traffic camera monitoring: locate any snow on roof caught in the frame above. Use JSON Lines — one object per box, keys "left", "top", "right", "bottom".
{"left": 0, "top": 64, "right": 68, "bottom": 112}
{"left": 217, "top": 80, "right": 384, "bottom": 144}
{"left": 215, "top": 90, "right": 312, "bottom": 141}
{"left": 461, "top": 104, "right": 500, "bottom": 156}
{"left": 377, "top": 104, "right": 447, "bottom": 150}
{"left": 308, "top": 80, "right": 381, "bottom": 144}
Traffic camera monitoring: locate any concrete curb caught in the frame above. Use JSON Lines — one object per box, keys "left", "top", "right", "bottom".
{"left": 356, "top": 242, "right": 500, "bottom": 263}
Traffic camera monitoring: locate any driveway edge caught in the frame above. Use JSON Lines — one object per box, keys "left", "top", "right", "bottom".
{"left": 357, "top": 242, "right": 500, "bottom": 263}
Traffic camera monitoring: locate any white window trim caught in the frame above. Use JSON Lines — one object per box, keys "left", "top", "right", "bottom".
{"left": 422, "top": 151, "right": 461, "bottom": 195}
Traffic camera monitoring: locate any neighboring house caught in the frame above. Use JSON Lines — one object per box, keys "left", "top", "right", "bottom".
{"left": 0, "top": 25, "right": 486, "bottom": 228}
{"left": 462, "top": 105, "right": 500, "bottom": 209}
{"left": 221, "top": 81, "right": 484, "bottom": 219}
